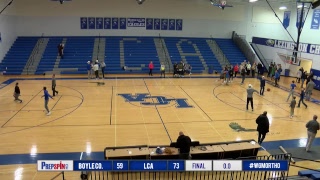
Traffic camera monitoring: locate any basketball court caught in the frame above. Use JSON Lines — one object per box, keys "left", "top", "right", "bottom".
{"left": 0, "top": 74, "right": 319, "bottom": 179}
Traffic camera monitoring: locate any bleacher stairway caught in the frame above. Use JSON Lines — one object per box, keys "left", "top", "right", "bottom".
{"left": 22, "top": 38, "right": 49, "bottom": 75}
{"left": 206, "top": 39, "right": 230, "bottom": 68}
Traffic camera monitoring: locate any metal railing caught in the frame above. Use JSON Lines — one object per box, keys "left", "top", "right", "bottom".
{"left": 96, "top": 33, "right": 101, "bottom": 60}
{"left": 50, "top": 171, "right": 65, "bottom": 180}
{"left": 83, "top": 154, "right": 290, "bottom": 180}
{"left": 232, "top": 31, "right": 257, "bottom": 65}
{"left": 158, "top": 34, "right": 171, "bottom": 73}
{"left": 26, "top": 33, "right": 44, "bottom": 75}
{"left": 209, "top": 35, "right": 230, "bottom": 66}
{"left": 250, "top": 43, "right": 272, "bottom": 72}
{"left": 290, "top": 156, "right": 320, "bottom": 172}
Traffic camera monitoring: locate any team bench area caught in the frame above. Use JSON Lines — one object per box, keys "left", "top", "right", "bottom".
{"left": 104, "top": 140, "right": 261, "bottom": 160}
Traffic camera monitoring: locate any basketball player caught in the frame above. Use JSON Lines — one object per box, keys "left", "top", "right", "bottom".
{"left": 41, "top": 87, "right": 54, "bottom": 116}
{"left": 13, "top": 83, "right": 22, "bottom": 103}
{"left": 289, "top": 96, "right": 296, "bottom": 119}
{"left": 274, "top": 70, "right": 280, "bottom": 87}
{"left": 52, "top": 74, "right": 59, "bottom": 96}
{"left": 260, "top": 76, "right": 265, "bottom": 95}
{"left": 240, "top": 68, "right": 246, "bottom": 85}
{"left": 286, "top": 81, "right": 296, "bottom": 102}
{"left": 246, "top": 84, "right": 259, "bottom": 111}
{"left": 305, "top": 80, "right": 315, "bottom": 101}
{"left": 297, "top": 88, "right": 308, "bottom": 109}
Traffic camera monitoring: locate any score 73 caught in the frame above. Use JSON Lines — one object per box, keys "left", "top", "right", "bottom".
{"left": 173, "top": 163, "right": 179, "bottom": 169}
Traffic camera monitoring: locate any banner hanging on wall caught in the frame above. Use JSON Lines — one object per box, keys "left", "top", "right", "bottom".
{"left": 161, "top": 19, "right": 168, "bottom": 30}
{"left": 154, "top": 18, "right": 161, "bottom": 30}
{"left": 104, "top": 18, "right": 111, "bottom": 29}
{"left": 80, "top": 17, "right": 88, "bottom": 29}
{"left": 283, "top": 11, "right": 291, "bottom": 29}
{"left": 88, "top": 17, "right": 95, "bottom": 29}
{"left": 176, "top": 19, "right": 183, "bottom": 31}
{"left": 296, "top": 7, "right": 305, "bottom": 28}
{"left": 252, "top": 37, "right": 320, "bottom": 55}
{"left": 96, "top": 18, "right": 103, "bottom": 29}
{"left": 80, "top": 17, "right": 182, "bottom": 31}
{"left": 169, "top": 19, "right": 175, "bottom": 30}
{"left": 127, "top": 18, "right": 145, "bottom": 27}
{"left": 120, "top": 18, "right": 127, "bottom": 29}
{"left": 311, "top": 9, "right": 320, "bottom": 30}
{"left": 146, "top": 18, "right": 153, "bottom": 30}
{"left": 112, "top": 18, "right": 119, "bottom": 29}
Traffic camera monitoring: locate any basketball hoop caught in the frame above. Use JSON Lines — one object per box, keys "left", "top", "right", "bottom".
{"left": 221, "top": 0, "right": 227, "bottom": 6}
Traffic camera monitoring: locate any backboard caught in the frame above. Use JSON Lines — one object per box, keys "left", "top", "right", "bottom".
{"left": 277, "top": 49, "right": 301, "bottom": 69}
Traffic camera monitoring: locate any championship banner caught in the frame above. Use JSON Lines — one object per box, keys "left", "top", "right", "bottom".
{"left": 154, "top": 18, "right": 160, "bottom": 30}
{"left": 80, "top": 17, "right": 88, "bottom": 29}
{"left": 104, "top": 18, "right": 111, "bottom": 29}
{"left": 283, "top": 11, "right": 291, "bottom": 29}
{"left": 252, "top": 37, "right": 320, "bottom": 55}
{"left": 176, "top": 19, "right": 183, "bottom": 31}
{"left": 311, "top": 9, "right": 320, "bottom": 30}
{"left": 296, "top": 7, "right": 305, "bottom": 28}
{"left": 112, "top": 18, "right": 119, "bottom": 29}
{"left": 88, "top": 17, "right": 96, "bottom": 29}
{"left": 161, "top": 19, "right": 168, "bottom": 30}
{"left": 127, "top": 18, "right": 146, "bottom": 27}
{"left": 146, "top": 18, "right": 153, "bottom": 30}
{"left": 120, "top": 18, "right": 127, "bottom": 29}
{"left": 96, "top": 18, "right": 103, "bottom": 29}
{"left": 169, "top": 19, "right": 176, "bottom": 30}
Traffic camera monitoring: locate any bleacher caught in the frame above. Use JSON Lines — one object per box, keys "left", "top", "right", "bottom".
{"left": 0, "top": 36, "right": 247, "bottom": 75}
{"left": 35, "top": 37, "right": 63, "bottom": 74}
{"left": 164, "top": 37, "right": 222, "bottom": 73}
{"left": 0, "top": 37, "right": 38, "bottom": 75}
{"left": 58, "top": 37, "right": 95, "bottom": 75}
{"left": 215, "top": 38, "right": 246, "bottom": 66}
{"left": 105, "top": 37, "right": 160, "bottom": 74}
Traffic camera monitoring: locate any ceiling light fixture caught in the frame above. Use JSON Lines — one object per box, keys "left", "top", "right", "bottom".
{"left": 136, "top": 0, "right": 145, "bottom": 5}
{"left": 279, "top": 6, "right": 287, "bottom": 10}
{"left": 249, "top": 0, "right": 258, "bottom": 2}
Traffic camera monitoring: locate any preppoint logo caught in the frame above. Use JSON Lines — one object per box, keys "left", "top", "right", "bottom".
{"left": 37, "top": 160, "right": 73, "bottom": 171}
{"left": 229, "top": 122, "right": 256, "bottom": 132}
{"left": 266, "top": 39, "right": 275, "bottom": 46}
{"left": 118, "top": 93, "right": 193, "bottom": 108}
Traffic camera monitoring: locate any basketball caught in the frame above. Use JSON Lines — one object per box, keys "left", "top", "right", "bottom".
{"left": 267, "top": 88, "right": 271, "bottom": 91}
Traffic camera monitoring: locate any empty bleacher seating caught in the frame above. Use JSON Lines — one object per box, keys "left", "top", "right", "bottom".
{"left": 59, "top": 37, "right": 95, "bottom": 75}
{"left": 105, "top": 37, "right": 160, "bottom": 74}
{"left": 0, "top": 37, "right": 38, "bottom": 75}
{"left": 215, "top": 39, "right": 246, "bottom": 66}
{"left": 0, "top": 36, "right": 247, "bottom": 75}
{"left": 164, "top": 37, "right": 222, "bottom": 73}
{"left": 36, "top": 37, "right": 63, "bottom": 74}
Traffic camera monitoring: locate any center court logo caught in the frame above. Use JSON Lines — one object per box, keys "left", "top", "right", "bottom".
{"left": 37, "top": 160, "right": 73, "bottom": 171}
{"left": 118, "top": 93, "right": 193, "bottom": 108}
{"left": 229, "top": 122, "right": 256, "bottom": 132}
